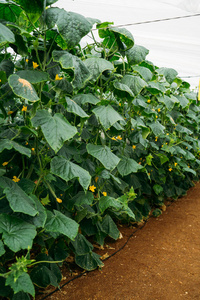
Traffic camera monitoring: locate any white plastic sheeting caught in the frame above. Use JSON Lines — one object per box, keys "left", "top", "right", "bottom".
{"left": 55, "top": 0, "right": 200, "bottom": 89}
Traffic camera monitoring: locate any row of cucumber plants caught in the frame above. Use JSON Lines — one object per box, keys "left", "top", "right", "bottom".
{"left": 0, "top": 0, "right": 199, "bottom": 298}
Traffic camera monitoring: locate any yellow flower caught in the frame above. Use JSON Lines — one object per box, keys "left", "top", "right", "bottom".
{"left": 132, "top": 145, "right": 136, "bottom": 150}
{"left": 111, "top": 137, "right": 117, "bottom": 141}
{"left": 116, "top": 135, "right": 122, "bottom": 140}
{"left": 169, "top": 168, "right": 172, "bottom": 172}
{"left": 31, "top": 148, "right": 35, "bottom": 151}
{"left": 148, "top": 173, "right": 151, "bottom": 176}
{"left": 89, "top": 185, "right": 96, "bottom": 193}
{"left": 155, "top": 138, "right": 157, "bottom": 142}
{"left": 8, "top": 111, "right": 14, "bottom": 115}
{"left": 56, "top": 198, "right": 62, "bottom": 203}
{"left": 156, "top": 115, "right": 158, "bottom": 118}
{"left": 33, "top": 61, "right": 39, "bottom": 69}
{"left": 166, "top": 133, "right": 169, "bottom": 135}
{"left": 95, "top": 176, "right": 98, "bottom": 183}
{"left": 188, "top": 165, "right": 190, "bottom": 168}
{"left": 22, "top": 105, "right": 27, "bottom": 112}
{"left": 55, "top": 74, "right": 63, "bottom": 80}
{"left": 119, "top": 103, "right": 121, "bottom": 106}
{"left": 12, "top": 176, "right": 20, "bottom": 182}
{"left": 147, "top": 99, "right": 151, "bottom": 103}
{"left": 25, "top": 141, "right": 28, "bottom": 145}
{"left": 26, "top": 59, "right": 29, "bottom": 63}
{"left": 2, "top": 162, "right": 8, "bottom": 166}
{"left": 165, "top": 143, "right": 168, "bottom": 145}
{"left": 102, "top": 192, "right": 107, "bottom": 196}
{"left": 158, "top": 108, "right": 161, "bottom": 112}
{"left": 186, "top": 147, "right": 188, "bottom": 149}
{"left": 0, "top": 79, "right": 1, "bottom": 82}
{"left": 131, "top": 128, "right": 134, "bottom": 131}
{"left": 174, "top": 162, "right": 178, "bottom": 166}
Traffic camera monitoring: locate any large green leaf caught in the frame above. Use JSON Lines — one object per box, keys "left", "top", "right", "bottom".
{"left": 84, "top": 57, "right": 114, "bottom": 82}
{"left": 121, "top": 75, "right": 147, "bottom": 96}
{"left": 57, "top": 10, "right": 92, "bottom": 48}
{"left": 0, "top": 1, "right": 22, "bottom": 22}
{"left": 31, "top": 109, "right": 77, "bottom": 153}
{"left": 132, "top": 66, "right": 153, "bottom": 82}
{"left": 30, "top": 265, "right": 58, "bottom": 288}
{"left": 75, "top": 252, "right": 104, "bottom": 271}
{"left": 16, "top": 70, "right": 49, "bottom": 84}
{"left": 71, "top": 233, "right": 93, "bottom": 255}
{"left": 98, "top": 196, "right": 123, "bottom": 213}
{"left": 66, "top": 191, "right": 94, "bottom": 210}
{"left": 65, "top": 97, "right": 89, "bottom": 118}
{"left": 157, "top": 95, "right": 179, "bottom": 111}
{"left": 8, "top": 74, "right": 39, "bottom": 102}
{"left": 117, "top": 156, "right": 144, "bottom": 176}
{"left": 101, "top": 215, "right": 120, "bottom": 240}
{"left": 45, "top": 210, "right": 79, "bottom": 240}
{"left": 52, "top": 50, "right": 90, "bottom": 89}
{"left": 0, "top": 23, "right": 15, "bottom": 47}
{"left": 92, "top": 105, "right": 123, "bottom": 130}
{"left": 13, "top": 0, "right": 44, "bottom": 22}
{"left": 0, "top": 177, "right": 38, "bottom": 216}
{"left": 126, "top": 44, "right": 149, "bottom": 65}
{"left": 50, "top": 156, "right": 91, "bottom": 190}
{"left": 73, "top": 93, "right": 100, "bottom": 106}
{"left": 87, "top": 144, "right": 120, "bottom": 171}
{"left": 149, "top": 121, "right": 165, "bottom": 136}
{"left": 146, "top": 82, "right": 166, "bottom": 94}
{"left": 0, "top": 214, "right": 37, "bottom": 252}
{"left": 113, "top": 81, "right": 134, "bottom": 98}
{"left": 157, "top": 67, "right": 178, "bottom": 84}
{"left": 175, "top": 95, "right": 189, "bottom": 108}
{"left": 6, "top": 272, "right": 35, "bottom": 297}
{"left": 110, "top": 27, "right": 134, "bottom": 50}
{"left": 0, "top": 139, "right": 31, "bottom": 157}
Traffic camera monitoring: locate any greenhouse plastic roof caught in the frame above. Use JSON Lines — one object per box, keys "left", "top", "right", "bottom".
{"left": 56, "top": 0, "right": 200, "bottom": 90}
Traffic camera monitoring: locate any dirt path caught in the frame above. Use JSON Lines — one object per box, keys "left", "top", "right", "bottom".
{"left": 39, "top": 182, "right": 200, "bottom": 300}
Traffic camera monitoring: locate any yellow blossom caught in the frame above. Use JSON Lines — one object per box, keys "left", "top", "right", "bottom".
{"left": 56, "top": 197, "right": 62, "bottom": 203}
{"left": 147, "top": 99, "right": 151, "bottom": 103}
{"left": 0, "top": 79, "right": 1, "bottom": 82}
{"left": 25, "top": 141, "right": 28, "bottom": 145}
{"left": 116, "top": 135, "right": 122, "bottom": 140}
{"left": 132, "top": 145, "right": 136, "bottom": 150}
{"left": 174, "top": 162, "right": 178, "bottom": 166}
{"left": 26, "top": 59, "right": 29, "bottom": 63}
{"left": 95, "top": 176, "right": 98, "bottom": 183}
{"left": 165, "top": 143, "right": 168, "bottom": 145}
{"left": 119, "top": 103, "right": 121, "bottom": 106}
{"left": 169, "top": 168, "right": 172, "bottom": 172}
{"left": 102, "top": 192, "right": 107, "bottom": 196}
{"left": 31, "top": 148, "right": 35, "bottom": 151}
{"left": 33, "top": 61, "right": 39, "bottom": 69}
{"left": 12, "top": 176, "right": 20, "bottom": 182}
{"left": 188, "top": 165, "right": 190, "bottom": 168}
{"left": 155, "top": 138, "right": 158, "bottom": 142}
{"left": 22, "top": 105, "right": 27, "bottom": 112}
{"left": 158, "top": 108, "right": 161, "bottom": 112}
{"left": 156, "top": 115, "right": 158, "bottom": 118}
{"left": 131, "top": 128, "right": 134, "bottom": 131}
{"left": 166, "top": 133, "right": 169, "bottom": 135}
{"left": 148, "top": 173, "right": 151, "bottom": 176}
{"left": 89, "top": 185, "right": 96, "bottom": 193}
{"left": 8, "top": 111, "right": 14, "bottom": 115}
{"left": 55, "top": 74, "right": 63, "bottom": 80}
{"left": 111, "top": 137, "right": 117, "bottom": 141}
{"left": 186, "top": 147, "right": 188, "bottom": 149}
{"left": 2, "top": 162, "right": 8, "bottom": 166}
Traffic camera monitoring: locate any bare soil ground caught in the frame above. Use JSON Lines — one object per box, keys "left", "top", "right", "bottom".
{"left": 37, "top": 182, "right": 200, "bottom": 300}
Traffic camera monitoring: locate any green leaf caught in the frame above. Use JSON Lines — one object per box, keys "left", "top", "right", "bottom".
{"left": 65, "top": 97, "right": 89, "bottom": 118}
{"left": 73, "top": 93, "right": 100, "bottom": 105}
{"left": 98, "top": 196, "right": 123, "bottom": 214}
{"left": 52, "top": 50, "right": 90, "bottom": 89}
{"left": 149, "top": 121, "right": 165, "bottom": 136}
{"left": 75, "top": 252, "right": 104, "bottom": 271}
{"left": 71, "top": 233, "right": 93, "bottom": 255}
{"left": 0, "top": 240, "right": 5, "bottom": 257}
{"left": 86, "top": 144, "right": 120, "bottom": 171}
{"left": 157, "top": 67, "right": 178, "bottom": 84}
{"left": 121, "top": 75, "right": 147, "bottom": 96}
{"left": 45, "top": 210, "right": 79, "bottom": 240}
{"left": 0, "top": 1, "right": 22, "bottom": 23}
{"left": 8, "top": 74, "right": 39, "bottom": 102}
{"left": 0, "top": 23, "right": 15, "bottom": 47}
{"left": 117, "top": 156, "right": 144, "bottom": 176}
{"left": 110, "top": 27, "right": 134, "bottom": 50}
{"left": 126, "top": 44, "right": 149, "bottom": 65}
{"left": 50, "top": 156, "right": 91, "bottom": 190}
{"left": 30, "top": 265, "right": 58, "bottom": 288}
{"left": 6, "top": 272, "right": 35, "bottom": 297}
{"left": 92, "top": 105, "right": 123, "bottom": 130}
{"left": 101, "top": 215, "right": 119, "bottom": 240}
{"left": 56, "top": 10, "right": 93, "bottom": 48}
{"left": 0, "top": 139, "right": 31, "bottom": 157}
{"left": 29, "top": 195, "right": 47, "bottom": 228}
{"left": 11, "top": 291, "right": 31, "bottom": 300}
{"left": 113, "top": 81, "right": 134, "bottom": 98}
{"left": 175, "top": 95, "right": 189, "bottom": 108}
{"left": 153, "top": 184, "right": 164, "bottom": 195}
{"left": 31, "top": 110, "right": 77, "bottom": 153}
{"left": 0, "top": 214, "right": 37, "bottom": 252}
{"left": 146, "top": 82, "right": 166, "bottom": 94}
{"left": 84, "top": 57, "right": 114, "bottom": 82}
{"left": 0, "top": 177, "right": 38, "bottom": 216}
{"left": 66, "top": 191, "right": 94, "bottom": 210}
{"left": 16, "top": 70, "right": 49, "bottom": 84}
{"left": 157, "top": 95, "right": 178, "bottom": 111}
{"left": 132, "top": 66, "right": 153, "bottom": 82}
